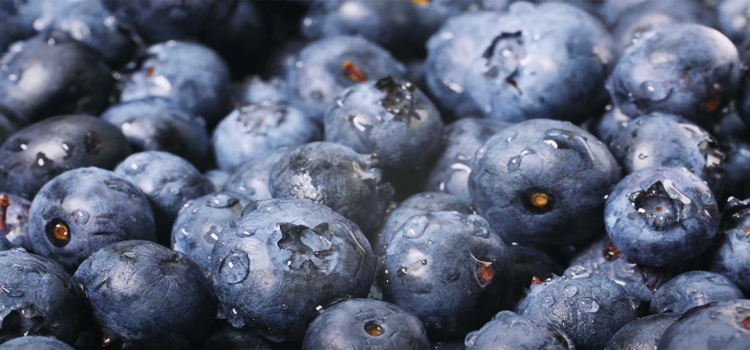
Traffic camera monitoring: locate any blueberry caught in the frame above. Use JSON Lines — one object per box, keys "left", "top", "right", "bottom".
{"left": 717, "top": 0, "right": 750, "bottom": 44}
{"left": 200, "top": 0, "right": 266, "bottom": 77}
{"left": 204, "top": 169, "right": 231, "bottom": 194}
{"left": 213, "top": 102, "right": 321, "bottom": 172}
{"left": 119, "top": 41, "right": 231, "bottom": 126}
{"left": 707, "top": 197, "right": 750, "bottom": 294}
{"left": 464, "top": 311, "right": 573, "bottom": 350}
{"left": 602, "top": 314, "right": 679, "bottom": 350}
{"left": 607, "top": 24, "right": 740, "bottom": 124}
{"left": 114, "top": 151, "right": 214, "bottom": 245}
{"left": 223, "top": 149, "right": 289, "bottom": 201}
{"left": 201, "top": 322, "right": 273, "bottom": 350}
{"left": 210, "top": 198, "right": 377, "bottom": 342}
{"left": 0, "top": 336, "right": 75, "bottom": 350}
{"left": 650, "top": 270, "right": 744, "bottom": 315}
{"left": 593, "top": 106, "right": 631, "bottom": 146}
{"left": 657, "top": 299, "right": 750, "bottom": 350}
{"left": 509, "top": 245, "right": 564, "bottom": 302}
{"left": 469, "top": 119, "right": 621, "bottom": 246}
{"left": 100, "top": 97, "right": 209, "bottom": 168}
{"left": 0, "top": 248, "right": 84, "bottom": 345}
{"left": 607, "top": 113, "right": 725, "bottom": 196}
{"left": 515, "top": 266, "right": 638, "bottom": 350}
{"left": 380, "top": 211, "right": 513, "bottom": 338}
{"left": 171, "top": 191, "right": 251, "bottom": 271}
{"left": 301, "top": 298, "right": 430, "bottom": 350}
{"left": 0, "top": 193, "right": 30, "bottom": 251}
{"left": 27, "top": 167, "right": 156, "bottom": 272}
{"left": 235, "top": 76, "right": 289, "bottom": 105}
{"left": 425, "top": 118, "right": 510, "bottom": 203}
{"left": 285, "top": 35, "right": 406, "bottom": 122}
{"left": 324, "top": 76, "right": 444, "bottom": 175}
{"left": 0, "top": 32, "right": 114, "bottom": 124}
{"left": 73, "top": 240, "right": 217, "bottom": 348}
{"left": 0, "top": 114, "right": 131, "bottom": 200}
{"left": 269, "top": 142, "right": 394, "bottom": 237}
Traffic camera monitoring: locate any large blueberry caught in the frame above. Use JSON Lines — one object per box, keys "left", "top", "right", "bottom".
{"left": 73, "top": 240, "right": 217, "bottom": 348}
{"left": 650, "top": 270, "right": 744, "bottom": 315}
{"left": 604, "top": 167, "right": 720, "bottom": 267}
{"left": 210, "top": 199, "right": 377, "bottom": 342}
{"left": 380, "top": 211, "right": 513, "bottom": 338}
{"left": 657, "top": 299, "right": 750, "bottom": 350}
{"left": 469, "top": 119, "right": 621, "bottom": 246}
{"left": 27, "top": 167, "right": 156, "bottom": 272}
{"left": 0, "top": 248, "right": 84, "bottom": 345}
{"left": 223, "top": 149, "right": 289, "bottom": 201}
{"left": 0, "top": 114, "right": 130, "bottom": 200}
{"left": 464, "top": 311, "right": 573, "bottom": 350}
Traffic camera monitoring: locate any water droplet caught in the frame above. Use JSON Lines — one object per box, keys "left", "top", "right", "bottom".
{"left": 400, "top": 216, "right": 430, "bottom": 239}
{"left": 563, "top": 285, "right": 578, "bottom": 297}
{"left": 542, "top": 296, "right": 555, "bottom": 308}
{"left": 578, "top": 298, "right": 600, "bottom": 313}
{"left": 207, "top": 193, "right": 240, "bottom": 208}
{"left": 465, "top": 332, "right": 478, "bottom": 346}
{"left": 60, "top": 142, "right": 74, "bottom": 159}
{"left": 31, "top": 152, "right": 55, "bottom": 179}
{"left": 219, "top": 252, "right": 250, "bottom": 284}
{"left": 563, "top": 266, "right": 590, "bottom": 279}
{"left": 71, "top": 209, "right": 90, "bottom": 225}
{"left": 397, "top": 265, "right": 409, "bottom": 276}
{"left": 640, "top": 81, "right": 672, "bottom": 102}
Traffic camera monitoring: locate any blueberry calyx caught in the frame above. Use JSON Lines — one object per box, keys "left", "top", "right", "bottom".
{"left": 45, "top": 218, "right": 70, "bottom": 247}
{"left": 364, "top": 320, "right": 384, "bottom": 336}
{"left": 277, "top": 223, "right": 333, "bottom": 272}
{"left": 522, "top": 187, "right": 555, "bottom": 214}
{"left": 627, "top": 180, "right": 691, "bottom": 230}
{"left": 374, "top": 76, "right": 419, "bottom": 123}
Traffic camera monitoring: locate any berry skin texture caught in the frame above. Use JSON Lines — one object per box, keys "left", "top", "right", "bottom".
{"left": 657, "top": 299, "right": 750, "bottom": 350}
{"left": 650, "top": 270, "right": 744, "bottom": 315}
{"left": 464, "top": 311, "right": 572, "bottom": 350}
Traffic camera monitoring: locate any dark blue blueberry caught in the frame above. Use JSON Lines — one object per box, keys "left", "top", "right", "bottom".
{"left": 269, "top": 142, "right": 394, "bottom": 237}
{"left": 0, "top": 193, "right": 30, "bottom": 251}
{"left": 324, "top": 76, "right": 444, "bottom": 175}
{"left": 205, "top": 169, "right": 231, "bottom": 191}
{"left": 285, "top": 35, "right": 406, "bottom": 122}
{"left": 0, "top": 248, "right": 84, "bottom": 345}
{"left": 210, "top": 198, "right": 377, "bottom": 342}
{"left": 515, "top": 266, "right": 638, "bottom": 350}
{"left": 213, "top": 102, "right": 321, "bottom": 172}
{"left": 423, "top": 11, "right": 504, "bottom": 117}
{"left": 201, "top": 322, "right": 273, "bottom": 350}
{"left": 608, "top": 113, "right": 725, "bottom": 196}
{"left": 0, "top": 107, "right": 22, "bottom": 146}
{"left": 119, "top": 41, "right": 231, "bottom": 126}
{"left": 509, "top": 245, "right": 564, "bottom": 301}
{"left": 223, "top": 149, "right": 289, "bottom": 201}
{"left": 604, "top": 167, "right": 720, "bottom": 267}
{"left": 235, "top": 76, "right": 289, "bottom": 105}
{"left": 200, "top": 0, "right": 265, "bottom": 76}
{"left": 465, "top": 2, "right": 613, "bottom": 123}
{"left": 425, "top": 118, "right": 510, "bottom": 203}
{"left": 373, "top": 192, "right": 473, "bottom": 256}
{"left": 412, "top": 0, "right": 509, "bottom": 46}
{"left": 379, "top": 211, "right": 513, "bottom": 338}
{"left": 171, "top": 192, "right": 251, "bottom": 271}
{"left": 707, "top": 197, "right": 750, "bottom": 294}
{"left": 469, "top": 119, "right": 621, "bottom": 246}
{"left": 593, "top": 106, "right": 631, "bottom": 146}
{"left": 606, "top": 24, "right": 740, "bottom": 124}
{"left": 464, "top": 311, "right": 572, "bottom": 350}
{"left": 656, "top": 299, "right": 750, "bottom": 350}
{"left": 717, "top": 0, "right": 750, "bottom": 44}
{"left": 569, "top": 236, "right": 673, "bottom": 305}
{"left": 101, "top": 0, "right": 236, "bottom": 43}
{"left": 73, "top": 240, "right": 217, "bottom": 349}
{"left": 0, "top": 114, "right": 131, "bottom": 200}
{"left": 301, "top": 298, "right": 430, "bottom": 350}
{"left": 27, "top": 167, "right": 156, "bottom": 272}
{"left": 602, "top": 314, "right": 679, "bottom": 350}
{"left": 0, "top": 14, "right": 29, "bottom": 53}
{"left": 100, "top": 97, "right": 210, "bottom": 168}
{"left": 0, "top": 32, "right": 114, "bottom": 124}
{"left": 114, "top": 151, "right": 214, "bottom": 245}
{"left": 0, "top": 336, "right": 75, "bottom": 350}
{"left": 650, "top": 270, "right": 744, "bottom": 315}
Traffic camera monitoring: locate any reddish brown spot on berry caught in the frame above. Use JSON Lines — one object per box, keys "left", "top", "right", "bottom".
{"left": 700, "top": 89, "right": 723, "bottom": 115}
{"left": 343, "top": 60, "right": 367, "bottom": 83}
{"left": 744, "top": 227, "right": 750, "bottom": 233}
{"left": 411, "top": 0, "right": 430, "bottom": 5}
{"left": 0, "top": 193, "right": 8, "bottom": 232}
{"left": 742, "top": 316, "right": 750, "bottom": 330}
{"left": 146, "top": 67, "right": 155, "bottom": 77}
{"left": 604, "top": 242, "right": 622, "bottom": 261}
{"left": 532, "top": 276, "right": 541, "bottom": 284}
{"left": 656, "top": 206, "right": 663, "bottom": 212}
{"left": 476, "top": 260, "right": 494, "bottom": 287}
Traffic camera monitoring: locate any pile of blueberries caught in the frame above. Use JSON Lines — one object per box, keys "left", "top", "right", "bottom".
{"left": 2, "top": 0, "right": 750, "bottom": 349}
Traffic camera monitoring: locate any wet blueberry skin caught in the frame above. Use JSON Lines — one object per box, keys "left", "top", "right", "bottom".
{"left": 0, "top": 335, "right": 76, "bottom": 350}
{"left": 465, "top": 2, "right": 613, "bottom": 124}
{"left": 707, "top": 197, "right": 750, "bottom": 294}
{"left": 285, "top": 35, "right": 406, "bottom": 122}
{"left": 604, "top": 167, "right": 720, "bottom": 268}
{"left": 469, "top": 119, "right": 621, "bottom": 247}
{"left": 657, "top": 299, "right": 750, "bottom": 350}
{"left": 603, "top": 314, "right": 679, "bottom": 350}
{"left": 650, "top": 270, "right": 744, "bottom": 315}
{"left": 119, "top": 41, "right": 232, "bottom": 126}
{"left": 324, "top": 76, "right": 444, "bottom": 175}
{"left": 213, "top": 101, "right": 322, "bottom": 172}
{"left": 0, "top": 193, "right": 31, "bottom": 251}
{"left": 100, "top": 97, "right": 210, "bottom": 169}
{"left": 0, "top": 114, "right": 131, "bottom": 200}
{"left": 516, "top": 266, "right": 638, "bottom": 350}
{"left": 210, "top": 198, "right": 377, "bottom": 343}
{"left": 269, "top": 142, "right": 394, "bottom": 238}
{"left": 608, "top": 113, "right": 725, "bottom": 196}
{"left": 380, "top": 211, "right": 513, "bottom": 339}
{"left": 223, "top": 149, "right": 289, "bottom": 201}
{"left": 606, "top": 23, "right": 740, "bottom": 125}
{"left": 73, "top": 240, "right": 218, "bottom": 349}
{"left": 301, "top": 298, "right": 431, "bottom": 350}
{"left": 0, "top": 248, "right": 84, "bottom": 345}
{"left": 373, "top": 192, "right": 473, "bottom": 256}
{"left": 114, "top": 151, "right": 214, "bottom": 245}
{"left": 27, "top": 167, "right": 156, "bottom": 272}
{"left": 425, "top": 118, "right": 510, "bottom": 203}
{"left": 464, "top": 311, "right": 572, "bottom": 350}
{"left": 0, "top": 31, "right": 114, "bottom": 124}
{"left": 171, "top": 191, "right": 251, "bottom": 271}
